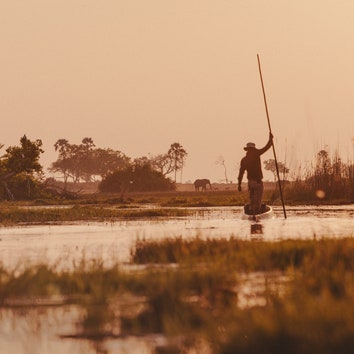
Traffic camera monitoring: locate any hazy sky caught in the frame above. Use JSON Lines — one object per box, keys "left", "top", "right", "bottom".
{"left": 1, "top": 1, "right": 353, "bottom": 182}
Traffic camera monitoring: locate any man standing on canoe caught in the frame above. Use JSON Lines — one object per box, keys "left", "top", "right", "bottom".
{"left": 237, "top": 132, "right": 273, "bottom": 215}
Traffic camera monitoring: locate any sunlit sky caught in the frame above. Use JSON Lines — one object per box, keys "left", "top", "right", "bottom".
{"left": 1, "top": 1, "right": 353, "bottom": 182}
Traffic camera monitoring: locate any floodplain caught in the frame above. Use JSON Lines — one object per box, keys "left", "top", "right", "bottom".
{"left": 0, "top": 191, "right": 354, "bottom": 353}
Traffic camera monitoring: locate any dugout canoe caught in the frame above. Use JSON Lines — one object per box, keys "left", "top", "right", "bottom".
{"left": 241, "top": 203, "right": 275, "bottom": 222}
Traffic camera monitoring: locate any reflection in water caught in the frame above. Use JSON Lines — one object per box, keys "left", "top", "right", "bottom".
{"left": 250, "top": 223, "right": 263, "bottom": 235}
{"left": 236, "top": 271, "right": 290, "bottom": 309}
{"left": 0, "top": 306, "right": 86, "bottom": 354}
{"left": 0, "top": 305, "right": 156, "bottom": 354}
{"left": 0, "top": 270, "right": 290, "bottom": 354}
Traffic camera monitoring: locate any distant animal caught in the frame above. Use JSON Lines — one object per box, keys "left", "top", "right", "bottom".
{"left": 194, "top": 179, "right": 212, "bottom": 191}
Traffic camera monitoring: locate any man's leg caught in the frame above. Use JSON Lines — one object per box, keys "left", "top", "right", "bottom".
{"left": 248, "top": 180, "right": 258, "bottom": 214}
{"left": 253, "top": 182, "right": 264, "bottom": 213}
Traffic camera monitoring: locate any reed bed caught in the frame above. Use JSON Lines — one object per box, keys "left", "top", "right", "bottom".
{"left": 0, "top": 205, "right": 190, "bottom": 225}
{"left": 1, "top": 183, "right": 351, "bottom": 220}
{"left": 2, "top": 237, "right": 354, "bottom": 353}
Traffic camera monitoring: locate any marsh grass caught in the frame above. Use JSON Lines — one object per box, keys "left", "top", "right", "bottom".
{"left": 132, "top": 237, "right": 320, "bottom": 270}
{"left": 2, "top": 237, "right": 354, "bottom": 352}
{"left": 0, "top": 189, "right": 251, "bottom": 225}
{"left": 71, "top": 190, "right": 250, "bottom": 208}
{"left": 0, "top": 205, "right": 190, "bottom": 225}
{"left": 2, "top": 189, "right": 252, "bottom": 207}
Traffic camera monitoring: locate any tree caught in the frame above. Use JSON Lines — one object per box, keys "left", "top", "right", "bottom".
{"left": 49, "top": 138, "right": 130, "bottom": 186}
{"left": 50, "top": 139, "right": 79, "bottom": 186}
{"left": 149, "top": 153, "right": 174, "bottom": 176}
{"left": 78, "top": 137, "right": 96, "bottom": 182}
{"left": 99, "top": 162, "right": 175, "bottom": 194}
{"left": 141, "top": 144, "right": 188, "bottom": 181}
{"left": 167, "top": 142, "right": 188, "bottom": 182}
{"left": 0, "top": 135, "right": 44, "bottom": 199}
{"left": 3, "top": 135, "right": 43, "bottom": 175}
{"left": 264, "top": 159, "right": 289, "bottom": 182}
{"left": 93, "top": 148, "right": 130, "bottom": 178}
{"left": 315, "top": 150, "right": 331, "bottom": 177}
{"left": 216, "top": 155, "right": 229, "bottom": 183}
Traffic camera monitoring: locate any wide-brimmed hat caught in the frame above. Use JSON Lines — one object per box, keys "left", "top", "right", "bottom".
{"left": 244, "top": 142, "right": 256, "bottom": 151}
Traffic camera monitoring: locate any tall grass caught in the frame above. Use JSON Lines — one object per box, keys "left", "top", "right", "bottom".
{"left": 284, "top": 149, "right": 354, "bottom": 203}
{"left": 132, "top": 236, "right": 313, "bottom": 269}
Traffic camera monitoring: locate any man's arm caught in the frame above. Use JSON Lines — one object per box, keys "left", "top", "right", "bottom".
{"left": 258, "top": 132, "right": 273, "bottom": 155}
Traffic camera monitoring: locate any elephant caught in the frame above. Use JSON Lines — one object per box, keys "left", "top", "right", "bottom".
{"left": 194, "top": 179, "right": 212, "bottom": 191}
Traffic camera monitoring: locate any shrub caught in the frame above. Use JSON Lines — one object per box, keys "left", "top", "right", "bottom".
{"left": 99, "top": 164, "right": 175, "bottom": 193}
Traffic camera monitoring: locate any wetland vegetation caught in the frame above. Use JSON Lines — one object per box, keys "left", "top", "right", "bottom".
{"left": 2, "top": 237, "right": 354, "bottom": 353}
{"left": 0, "top": 203, "right": 191, "bottom": 226}
{"left": 0, "top": 182, "right": 352, "bottom": 226}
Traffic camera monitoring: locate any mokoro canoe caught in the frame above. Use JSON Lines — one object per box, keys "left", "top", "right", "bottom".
{"left": 241, "top": 203, "right": 275, "bottom": 221}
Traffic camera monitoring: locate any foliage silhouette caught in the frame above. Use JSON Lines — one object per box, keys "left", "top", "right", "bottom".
{"left": 99, "top": 163, "right": 175, "bottom": 193}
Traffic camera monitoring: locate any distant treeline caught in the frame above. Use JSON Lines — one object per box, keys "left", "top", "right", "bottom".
{"left": 0, "top": 135, "right": 353, "bottom": 202}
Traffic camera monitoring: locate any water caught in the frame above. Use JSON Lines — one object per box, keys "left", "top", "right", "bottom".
{"left": 0, "top": 205, "right": 353, "bottom": 270}
{"left": 0, "top": 306, "right": 157, "bottom": 354}
{"left": 0, "top": 205, "right": 353, "bottom": 353}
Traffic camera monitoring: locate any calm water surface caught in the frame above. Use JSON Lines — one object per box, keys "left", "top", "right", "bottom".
{"left": 0, "top": 205, "right": 353, "bottom": 270}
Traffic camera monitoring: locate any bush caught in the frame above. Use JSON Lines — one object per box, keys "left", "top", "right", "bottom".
{"left": 0, "top": 174, "right": 43, "bottom": 200}
{"left": 99, "top": 164, "right": 175, "bottom": 193}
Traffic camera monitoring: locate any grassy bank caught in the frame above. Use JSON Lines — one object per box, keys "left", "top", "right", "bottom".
{"left": 0, "top": 205, "right": 191, "bottom": 226}
{"left": 7, "top": 183, "right": 354, "bottom": 208}
{"left": 2, "top": 237, "right": 354, "bottom": 353}
{"left": 0, "top": 190, "right": 246, "bottom": 225}
{"left": 0, "top": 185, "right": 351, "bottom": 224}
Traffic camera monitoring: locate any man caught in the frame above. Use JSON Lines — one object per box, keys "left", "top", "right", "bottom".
{"left": 237, "top": 132, "right": 273, "bottom": 215}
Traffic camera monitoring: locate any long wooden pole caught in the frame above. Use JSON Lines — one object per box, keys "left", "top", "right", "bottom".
{"left": 257, "top": 54, "right": 287, "bottom": 219}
